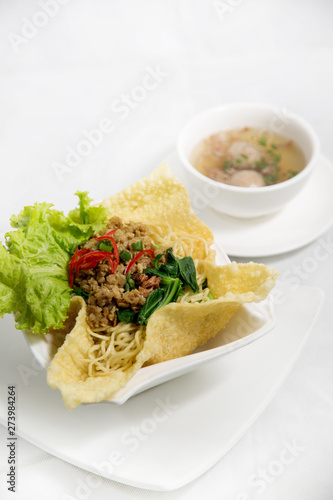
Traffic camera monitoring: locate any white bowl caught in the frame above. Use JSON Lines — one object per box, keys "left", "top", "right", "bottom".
{"left": 177, "top": 102, "right": 320, "bottom": 218}
{"left": 24, "top": 243, "right": 275, "bottom": 405}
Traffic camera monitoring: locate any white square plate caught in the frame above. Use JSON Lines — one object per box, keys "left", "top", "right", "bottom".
{"left": 0, "top": 283, "right": 324, "bottom": 490}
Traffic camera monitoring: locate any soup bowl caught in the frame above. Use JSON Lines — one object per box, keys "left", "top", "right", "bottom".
{"left": 177, "top": 102, "right": 320, "bottom": 218}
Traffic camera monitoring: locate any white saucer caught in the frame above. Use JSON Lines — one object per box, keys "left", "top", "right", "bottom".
{"left": 165, "top": 152, "right": 333, "bottom": 257}
{"left": 0, "top": 284, "right": 324, "bottom": 490}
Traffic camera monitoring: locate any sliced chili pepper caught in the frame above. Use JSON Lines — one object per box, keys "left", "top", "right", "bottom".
{"left": 124, "top": 250, "right": 155, "bottom": 275}
{"left": 94, "top": 232, "right": 119, "bottom": 271}
{"left": 74, "top": 252, "right": 97, "bottom": 274}
{"left": 68, "top": 230, "right": 119, "bottom": 287}
{"left": 94, "top": 234, "right": 116, "bottom": 243}
{"left": 68, "top": 248, "right": 90, "bottom": 287}
{"left": 94, "top": 229, "right": 116, "bottom": 240}
{"left": 105, "top": 236, "right": 119, "bottom": 269}
{"left": 77, "top": 251, "right": 116, "bottom": 274}
{"left": 69, "top": 247, "right": 90, "bottom": 267}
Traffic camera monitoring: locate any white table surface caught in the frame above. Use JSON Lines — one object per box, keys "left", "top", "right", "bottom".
{"left": 0, "top": 1, "right": 333, "bottom": 499}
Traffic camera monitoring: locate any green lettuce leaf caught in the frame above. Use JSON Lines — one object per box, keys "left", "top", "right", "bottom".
{"left": 0, "top": 192, "right": 108, "bottom": 334}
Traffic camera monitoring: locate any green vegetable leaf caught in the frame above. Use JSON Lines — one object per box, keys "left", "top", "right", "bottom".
{"left": 143, "top": 267, "right": 178, "bottom": 287}
{"left": 154, "top": 252, "right": 164, "bottom": 269}
{"left": 138, "top": 288, "right": 165, "bottom": 325}
{"left": 0, "top": 246, "right": 25, "bottom": 317}
{"left": 73, "top": 288, "right": 90, "bottom": 299}
{"left": 68, "top": 191, "right": 106, "bottom": 228}
{"left": 178, "top": 256, "right": 199, "bottom": 293}
{"left": 159, "top": 248, "right": 179, "bottom": 277}
{"left": 143, "top": 267, "right": 170, "bottom": 279}
{"left": 47, "top": 192, "right": 108, "bottom": 255}
{"left": 158, "top": 278, "right": 182, "bottom": 309}
{"left": 117, "top": 308, "right": 138, "bottom": 323}
{"left": 145, "top": 249, "right": 199, "bottom": 293}
{"left": 0, "top": 193, "right": 108, "bottom": 334}
{"left": 137, "top": 278, "right": 183, "bottom": 326}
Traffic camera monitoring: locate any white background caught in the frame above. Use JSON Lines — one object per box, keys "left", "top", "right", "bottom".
{"left": 0, "top": 1, "right": 333, "bottom": 499}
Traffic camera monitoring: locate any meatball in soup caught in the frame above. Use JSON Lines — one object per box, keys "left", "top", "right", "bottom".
{"left": 191, "top": 127, "right": 306, "bottom": 187}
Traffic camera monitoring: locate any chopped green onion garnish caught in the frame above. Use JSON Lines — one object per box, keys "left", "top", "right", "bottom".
{"left": 99, "top": 241, "right": 113, "bottom": 252}
{"left": 124, "top": 273, "right": 136, "bottom": 292}
{"left": 132, "top": 241, "right": 143, "bottom": 251}
{"left": 119, "top": 250, "right": 131, "bottom": 261}
{"left": 258, "top": 137, "right": 267, "bottom": 146}
{"left": 255, "top": 159, "right": 267, "bottom": 170}
{"left": 264, "top": 173, "right": 278, "bottom": 183}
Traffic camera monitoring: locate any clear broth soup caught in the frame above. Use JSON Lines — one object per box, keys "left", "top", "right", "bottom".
{"left": 191, "top": 127, "right": 306, "bottom": 187}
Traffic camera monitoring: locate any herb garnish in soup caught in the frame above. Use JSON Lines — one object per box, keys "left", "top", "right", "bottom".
{"left": 191, "top": 127, "right": 306, "bottom": 187}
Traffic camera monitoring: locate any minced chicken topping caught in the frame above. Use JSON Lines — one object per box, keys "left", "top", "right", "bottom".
{"left": 73, "top": 216, "right": 165, "bottom": 330}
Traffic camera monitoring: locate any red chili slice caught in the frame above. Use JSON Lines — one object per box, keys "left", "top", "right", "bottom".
{"left": 68, "top": 230, "right": 120, "bottom": 287}
{"left": 94, "top": 233, "right": 119, "bottom": 271}
{"left": 107, "top": 236, "right": 119, "bottom": 269}
{"left": 69, "top": 247, "right": 90, "bottom": 267}
{"left": 124, "top": 250, "right": 155, "bottom": 275}
{"left": 94, "top": 229, "right": 116, "bottom": 240}
{"left": 77, "top": 251, "right": 116, "bottom": 274}
{"left": 68, "top": 248, "right": 90, "bottom": 287}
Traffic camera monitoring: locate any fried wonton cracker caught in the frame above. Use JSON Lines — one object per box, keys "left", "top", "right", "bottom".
{"left": 101, "top": 163, "right": 215, "bottom": 261}
{"left": 47, "top": 165, "right": 279, "bottom": 409}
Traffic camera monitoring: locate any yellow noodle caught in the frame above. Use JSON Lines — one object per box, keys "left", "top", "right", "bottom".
{"left": 145, "top": 222, "right": 210, "bottom": 260}
{"left": 87, "top": 323, "right": 146, "bottom": 377}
